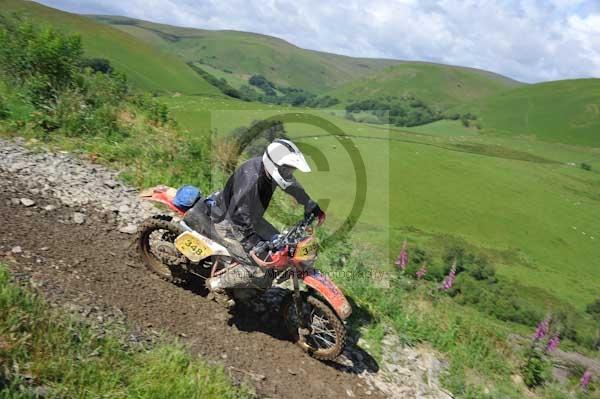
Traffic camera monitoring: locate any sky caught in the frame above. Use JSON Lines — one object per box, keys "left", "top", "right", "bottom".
{"left": 36, "top": 0, "right": 600, "bottom": 83}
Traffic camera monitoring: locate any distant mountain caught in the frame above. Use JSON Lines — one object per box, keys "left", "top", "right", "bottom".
{"left": 326, "top": 62, "right": 523, "bottom": 108}
{"left": 90, "top": 15, "right": 402, "bottom": 93}
{"left": 9, "top": 1, "right": 596, "bottom": 148}
{"left": 0, "top": 0, "right": 221, "bottom": 95}
{"left": 91, "top": 15, "right": 523, "bottom": 108}
{"left": 460, "top": 78, "right": 600, "bottom": 146}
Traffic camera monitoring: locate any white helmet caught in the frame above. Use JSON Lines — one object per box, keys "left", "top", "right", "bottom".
{"left": 262, "top": 139, "right": 310, "bottom": 189}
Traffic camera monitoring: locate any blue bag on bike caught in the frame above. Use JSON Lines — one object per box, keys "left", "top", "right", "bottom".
{"left": 173, "top": 185, "right": 202, "bottom": 211}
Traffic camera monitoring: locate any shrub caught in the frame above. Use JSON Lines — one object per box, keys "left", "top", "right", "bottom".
{"left": 442, "top": 245, "right": 468, "bottom": 274}
{"left": 130, "top": 93, "right": 170, "bottom": 126}
{"left": 81, "top": 57, "right": 113, "bottom": 74}
{"left": 248, "top": 74, "right": 276, "bottom": 96}
{"left": 186, "top": 62, "right": 243, "bottom": 99}
{"left": 0, "top": 15, "right": 83, "bottom": 105}
{"left": 30, "top": 87, "right": 125, "bottom": 138}
{"left": 581, "top": 163, "right": 592, "bottom": 171}
{"left": 244, "top": 75, "right": 338, "bottom": 108}
{"left": 552, "top": 310, "right": 579, "bottom": 342}
{"left": 468, "top": 260, "right": 496, "bottom": 282}
{"left": 345, "top": 96, "right": 442, "bottom": 127}
{"left": 78, "top": 68, "right": 128, "bottom": 107}
{"left": 48, "top": 87, "right": 87, "bottom": 135}
{"left": 522, "top": 350, "right": 549, "bottom": 388}
{"left": 237, "top": 84, "right": 261, "bottom": 101}
{"left": 586, "top": 298, "right": 600, "bottom": 321}
{"left": 0, "top": 15, "right": 137, "bottom": 139}
{"left": 0, "top": 95, "right": 8, "bottom": 119}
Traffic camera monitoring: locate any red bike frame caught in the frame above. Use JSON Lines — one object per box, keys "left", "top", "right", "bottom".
{"left": 142, "top": 185, "right": 351, "bottom": 321}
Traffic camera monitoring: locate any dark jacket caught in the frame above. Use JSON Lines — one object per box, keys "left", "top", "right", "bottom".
{"left": 213, "top": 157, "right": 311, "bottom": 249}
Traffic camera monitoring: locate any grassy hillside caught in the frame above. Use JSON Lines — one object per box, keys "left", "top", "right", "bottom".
{"left": 2, "top": 4, "right": 598, "bottom": 396}
{"left": 90, "top": 15, "right": 400, "bottom": 93}
{"left": 327, "top": 62, "right": 523, "bottom": 108}
{"left": 161, "top": 95, "right": 600, "bottom": 316}
{"left": 462, "top": 79, "right": 600, "bottom": 147}
{"left": 0, "top": 0, "right": 220, "bottom": 95}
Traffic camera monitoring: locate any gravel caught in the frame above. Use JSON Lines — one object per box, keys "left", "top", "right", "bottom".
{"left": 72, "top": 212, "right": 86, "bottom": 225}
{"left": 0, "top": 138, "right": 163, "bottom": 232}
{"left": 20, "top": 198, "right": 35, "bottom": 207}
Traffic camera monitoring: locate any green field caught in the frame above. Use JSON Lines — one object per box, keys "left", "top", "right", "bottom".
{"left": 0, "top": 0, "right": 220, "bottom": 95}
{"left": 90, "top": 15, "right": 402, "bottom": 93}
{"left": 458, "top": 79, "right": 600, "bottom": 147}
{"left": 162, "top": 94, "right": 600, "bottom": 312}
{"left": 326, "top": 62, "right": 523, "bottom": 107}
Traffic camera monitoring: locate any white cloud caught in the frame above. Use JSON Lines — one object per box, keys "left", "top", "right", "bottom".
{"left": 36, "top": 0, "right": 600, "bottom": 83}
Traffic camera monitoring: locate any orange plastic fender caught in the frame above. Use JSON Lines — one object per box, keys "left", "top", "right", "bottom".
{"left": 139, "top": 185, "right": 186, "bottom": 215}
{"left": 303, "top": 270, "right": 352, "bottom": 320}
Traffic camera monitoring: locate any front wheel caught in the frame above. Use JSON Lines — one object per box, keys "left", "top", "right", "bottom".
{"left": 282, "top": 294, "right": 346, "bottom": 360}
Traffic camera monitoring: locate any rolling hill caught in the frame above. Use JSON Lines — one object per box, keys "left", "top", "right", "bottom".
{"left": 0, "top": 0, "right": 220, "bottom": 95}
{"left": 326, "top": 62, "right": 524, "bottom": 108}
{"left": 462, "top": 79, "right": 600, "bottom": 147}
{"left": 90, "top": 15, "right": 402, "bottom": 93}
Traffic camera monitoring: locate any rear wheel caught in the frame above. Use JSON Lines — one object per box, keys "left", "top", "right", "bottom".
{"left": 282, "top": 294, "right": 346, "bottom": 360}
{"left": 137, "top": 215, "right": 189, "bottom": 283}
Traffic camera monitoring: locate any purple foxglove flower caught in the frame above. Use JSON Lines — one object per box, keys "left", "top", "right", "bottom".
{"left": 581, "top": 370, "right": 592, "bottom": 390}
{"left": 533, "top": 317, "right": 550, "bottom": 341}
{"left": 416, "top": 263, "right": 427, "bottom": 279}
{"left": 546, "top": 335, "right": 560, "bottom": 352}
{"left": 442, "top": 259, "right": 457, "bottom": 291}
{"left": 395, "top": 240, "right": 409, "bottom": 271}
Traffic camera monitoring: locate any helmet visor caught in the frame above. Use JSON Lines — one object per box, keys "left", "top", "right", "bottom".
{"left": 278, "top": 165, "right": 296, "bottom": 181}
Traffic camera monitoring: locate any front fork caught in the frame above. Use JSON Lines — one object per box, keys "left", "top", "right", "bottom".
{"left": 292, "top": 271, "right": 311, "bottom": 337}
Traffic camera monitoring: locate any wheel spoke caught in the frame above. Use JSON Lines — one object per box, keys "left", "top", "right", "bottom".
{"left": 310, "top": 332, "right": 335, "bottom": 348}
{"left": 308, "top": 309, "right": 337, "bottom": 349}
{"left": 311, "top": 325, "right": 337, "bottom": 338}
{"left": 285, "top": 298, "right": 342, "bottom": 354}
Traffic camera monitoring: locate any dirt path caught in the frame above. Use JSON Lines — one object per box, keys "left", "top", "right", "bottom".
{"left": 0, "top": 140, "right": 389, "bottom": 399}
{"left": 0, "top": 138, "right": 456, "bottom": 399}
{"left": 1, "top": 179, "right": 387, "bottom": 399}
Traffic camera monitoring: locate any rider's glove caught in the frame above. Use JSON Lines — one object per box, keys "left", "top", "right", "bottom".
{"left": 253, "top": 234, "right": 282, "bottom": 254}
{"left": 252, "top": 240, "right": 270, "bottom": 254}
{"left": 270, "top": 234, "right": 282, "bottom": 243}
{"left": 304, "top": 200, "right": 326, "bottom": 226}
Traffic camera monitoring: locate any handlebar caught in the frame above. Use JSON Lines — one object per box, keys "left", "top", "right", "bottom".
{"left": 304, "top": 213, "right": 316, "bottom": 225}
{"left": 250, "top": 214, "right": 317, "bottom": 267}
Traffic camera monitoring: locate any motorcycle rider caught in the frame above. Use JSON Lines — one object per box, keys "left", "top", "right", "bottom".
{"left": 204, "top": 139, "right": 325, "bottom": 305}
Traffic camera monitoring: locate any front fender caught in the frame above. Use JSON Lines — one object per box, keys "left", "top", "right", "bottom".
{"left": 303, "top": 270, "right": 352, "bottom": 320}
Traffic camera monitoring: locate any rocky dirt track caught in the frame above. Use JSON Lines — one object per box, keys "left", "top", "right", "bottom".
{"left": 0, "top": 138, "right": 452, "bottom": 399}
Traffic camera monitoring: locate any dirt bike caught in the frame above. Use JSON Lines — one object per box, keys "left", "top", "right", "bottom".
{"left": 136, "top": 185, "right": 351, "bottom": 360}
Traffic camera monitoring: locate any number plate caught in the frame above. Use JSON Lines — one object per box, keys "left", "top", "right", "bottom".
{"left": 175, "top": 232, "right": 213, "bottom": 262}
{"left": 294, "top": 236, "right": 318, "bottom": 262}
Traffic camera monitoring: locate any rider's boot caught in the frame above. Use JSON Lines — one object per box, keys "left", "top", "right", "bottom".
{"left": 206, "top": 277, "right": 236, "bottom": 309}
